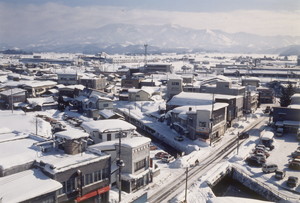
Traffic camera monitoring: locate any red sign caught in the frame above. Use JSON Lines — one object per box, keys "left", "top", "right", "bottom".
{"left": 76, "top": 186, "right": 110, "bottom": 202}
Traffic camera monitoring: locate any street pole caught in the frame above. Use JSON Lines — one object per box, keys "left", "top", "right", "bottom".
{"left": 237, "top": 133, "right": 239, "bottom": 155}
{"left": 185, "top": 167, "right": 188, "bottom": 203}
{"left": 11, "top": 88, "right": 14, "bottom": 114}
{"left": 118, "top": 131, "right": 122, "bottom": 203}
{"left": 209, "top": 93, "right": 215, "bottom": 146}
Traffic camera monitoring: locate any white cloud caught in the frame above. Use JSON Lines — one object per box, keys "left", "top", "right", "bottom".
{"left": 0, "top": 2, "right": 299, "bottom": 44}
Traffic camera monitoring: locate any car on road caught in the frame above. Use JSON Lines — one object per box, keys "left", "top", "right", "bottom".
{"left": 275, "top": 169, "right": 286, "bottom": 180}
{"left": 162, "top": 154, "right": 175, "bottom": 163}
{"left": 262, "top": 163, "right": 278, "bottom": 173}
{"left": 287, "top": 176, "right": 298, "bottom": 188}
{"left": 238, "top": 132, "right": 249, "bottom": 139}
{"left": 174, "top": 135, "right": 184, "bottom": 141}
{"left": 155, "top": 152, "right": 168, "bottom": 159}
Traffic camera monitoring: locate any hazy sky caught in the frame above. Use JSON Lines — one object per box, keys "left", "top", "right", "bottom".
{"left": 0, "top": 0, "right": 300, "bottom": 43}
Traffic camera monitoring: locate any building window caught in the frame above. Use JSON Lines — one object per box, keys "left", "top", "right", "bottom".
{"left": 66, "top": 178, "right": 76, "bottom": 193}
{"left": 199, "top": 122, "right": 206, "bottom": 127}
{"left": 84, "top": 173, "right": 93, "bottom": 186}
{"left": 107, "top": 134, "right": 111, "bottom": 141}
{"left": 171, "top": 82, "right": 179, "bottom": 85}
{"left": 136, "top": 95, "right": 140, "bottom": 98}
{"left": 103, "top": 103, "right": 109, "bottom": 107}
{"left": 134, "top": 158, "right": 146, "bottom": 172}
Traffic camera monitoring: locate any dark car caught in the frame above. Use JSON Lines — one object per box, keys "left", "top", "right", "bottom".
{"left": 239, "top": 132, "right": 250, "bottom": 139}
{"left": 155, "top": 152, "right": 168, "bottom": 159}
{"left": 289, "top": 158, "right": 300, "bottom": 170}
{"left": 287, "top": 176, "right": 298, "bottom": 188}
{"left": 275, "top": 170, "right": 286, "bottom": 180}
{"left": 246, "top": 155, "right": 266, "bottom": 166}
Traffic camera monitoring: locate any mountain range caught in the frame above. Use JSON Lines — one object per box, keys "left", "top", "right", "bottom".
{"left": 2, "top": 24, "right": 300, "bottom": 55}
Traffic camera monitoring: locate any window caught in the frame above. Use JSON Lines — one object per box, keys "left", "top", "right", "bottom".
{"left": 199, "top": 122, "right": 206, "bottom": 127}
{"left": 134, "top": 158, "right": 146, "bottom": 172}
{"left": 103, "top": 103, "right": 109, "bottom": 107}
{"left": 84, "top": 174, "right": 93, "bottom": 186}
{"left": 107, "top": 134, "right": 111, "bottom": 141}
{"left": 94, "top": 170, "right": 102, "bottom": 182}
{"left": 66, "top": 178, "right": 76, "bottom": 193}
{"left": 171, "top": 82, "right": 179, "bottom": 85}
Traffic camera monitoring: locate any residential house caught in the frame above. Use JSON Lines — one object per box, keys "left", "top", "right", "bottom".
{"left": 81, "top": 119, "right": 136, "bottom": 144}
{"left": 79, "top": 74, "right": 107, "bottom": 90}
{"left": 0, "top": 88, "right": 27, "bottom": 109}
{"left": 168, "top": 103, "right": 228, "bottom": 141}
{"left": 22, "top": 80, "right": 57, "bottom": 97}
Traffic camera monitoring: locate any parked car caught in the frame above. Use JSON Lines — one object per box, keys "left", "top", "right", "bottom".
{"left": 162, "top": 154, "right": 175, "bottom": 163}
{"left": 291, "top": 150, "right": 300, "bottom": 158}
{"left": 262, "top": 163, "right": 278, "bottom": 173}
{"left": 238, "top": 132, "right": 249, "bottom": 139}
{"left": 246, "top": 156, "right": 266, "bottom": 166}
{"left": 256, "top": 144, "right": 270, "bottom": 151}
{"left": 253, "top": 148, "right": 270, "bottom": 158}
{"left": 287, "top": 176, "right": 298, "bottom": 188}
{"left": 252, "top": 153, "right": 267, "bottom": 161}
{"left": 264, "top": 106, "right": 271, "bottom": 114}
{"left": 288, "top": 158, "right": 300, "bottom": 170}
{"left": 275, "top": 169, "right": 286, "bottom": 180}
{"left": 155, "top": 152, "right": 168, "bottom": 159}
{"left": 174, "top": 135, "right": 184, "bottom": 141}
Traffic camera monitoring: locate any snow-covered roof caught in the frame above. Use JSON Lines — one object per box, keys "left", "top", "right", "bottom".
{"left": 22, "top": 80, "right": 57, "bottom": 88}
{"left": 81, "top": 119, "right": 136, "bottom": 133}
{"left": 0, "top": 169, "right": 62, "bottom": 203}
{"left": 120, "top": 137, "right": 151, "bottom": 148}
{"left": 99, "top": 109, "right": 116, "bottom": 119}
{"left": 0, "top": 88, "right": 26, "bottom": 96}
{"left": 54, "top": 128, "right": 89, "bottom": 140}
{"left": 0, "top": 137, "right": 40, "bottom": 170}
{"left": 242, "top": 76, "right": 260, "bottom": 82}
{"left": 37, "top": 151, "right": 110, "bottom": 174}
{"left": 167, "top": 92, "right": 213, "bottom": 106}
{"left": 0, "top": 132, "right": 29, "bottom": 143}
{"left": 59, "top": 84, "right": 85, "bottom": 90}
{"left": 27, "top": 97, "right": 55, "bottom": 106}
{"left": 207, "top": 197, "right": 270, "bottom": 203}
{"left": 173, "top": 103, "right": 229, "bottom": 114}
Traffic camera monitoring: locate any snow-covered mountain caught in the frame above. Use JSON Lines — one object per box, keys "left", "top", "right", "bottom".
{"left": 2, "top": 24, "right": 300, "bottom": 54}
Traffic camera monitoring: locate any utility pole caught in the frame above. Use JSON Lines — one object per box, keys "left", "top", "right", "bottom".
{"left": 237, "top": 132, "right": 240, "bottom": 155}
{"left": 209, "top": 93, "right": 215, "bottom": 146}
{"left": 36, "top": 117, "right": 38, "bottom": 135}
{"left": 116, "top": 130, "right": 124, "bottom": 203}
{"left": 10, "top": 88, "right": 14, "bottom": 114}
{"left": 184, "top": 167, "right": 188, "bottom": 203}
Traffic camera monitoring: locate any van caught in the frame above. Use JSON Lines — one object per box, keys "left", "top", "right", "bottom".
{"left": 262, "top": 163, "right": 278, "bottom": 173}
{"left": 261, "top": 131, "right": 275, "bottom": 150}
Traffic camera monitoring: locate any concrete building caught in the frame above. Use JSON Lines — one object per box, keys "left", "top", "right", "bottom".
{"left": 79, "top": 76, "right": 107, "bottom": 90}
{"left": 166, "top": 77, "right": 183, "bottom": 99}
{"left": 143, "top": 63, "right": 173, "bottom": 74}
{"left": 89, "top": 137, "right": 152, "bottom": 193}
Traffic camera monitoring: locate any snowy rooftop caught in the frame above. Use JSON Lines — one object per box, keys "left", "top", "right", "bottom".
{"left": 98, "top": 109, "right": 116, "bottom": 119}
{"left": 0, "top": 88, "right": 26, "bottom": 96}
{"left": 119, "top": 137, "right": 151, "bottom": 148}
{"left": 0, "top": 137, "right": 40, "bottom": 170}
{"left": 0, "top": 169, "right": 62, "bottom": 203}
{"left": 167, "top": 92, "right": 213, "bottom": 106}
{"left": 37, "top": 151, "right": 110, "bottom": 174}
{"left": 54, "top": 128, "right": 89, "bottom": 140}
{"left": 27, "top": 97, "right": 55, "bottom": 106}
{"left": 81, "top": 119, "right": 136, "bottom": 133}
{"left": 172, "top": 103, "right": 229, "bottom": 114}
{"left": 22, "top": 80, "right": 57, "bottom": 88}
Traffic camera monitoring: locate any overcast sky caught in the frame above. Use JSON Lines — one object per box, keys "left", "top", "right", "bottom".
{"left": 0, "top": 0, "right": 300, "bottom": 44}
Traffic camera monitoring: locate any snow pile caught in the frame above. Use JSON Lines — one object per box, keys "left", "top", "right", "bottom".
{"left": 170, "top": 149, "right": 211, "bottom": 168}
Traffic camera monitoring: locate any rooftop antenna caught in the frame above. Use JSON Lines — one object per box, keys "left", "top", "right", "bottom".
{"left": 144, "top": 44, "right": 148, "bottom": 66}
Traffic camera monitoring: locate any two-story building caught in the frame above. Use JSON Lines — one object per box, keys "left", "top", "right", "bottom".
{"left": 81, "top": 119, "right": 136, "bottom": 144}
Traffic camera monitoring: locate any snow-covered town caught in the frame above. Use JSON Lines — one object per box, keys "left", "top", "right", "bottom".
{"left": 1, "top": 1, "right": 300, "bottom": 203}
